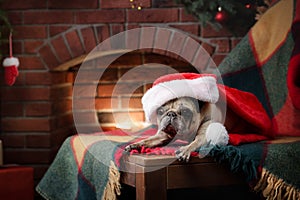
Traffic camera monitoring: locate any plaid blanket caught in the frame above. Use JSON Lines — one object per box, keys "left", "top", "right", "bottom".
{"left": 36, "top": 128, "right": 300, "bottom": 200}
{"left": 254, "top": 140, "right": 300, "bottom": 199}
{"left": 210, "top": 138, "right": 300, "bottom": 199}
{"left": 36, "top": 127, "right": 157, "bottom": 200}
{"left": 216, "top": 0, "right": 300, "bottom": 198}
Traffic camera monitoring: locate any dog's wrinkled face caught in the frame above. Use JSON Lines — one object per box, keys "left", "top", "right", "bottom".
{"left": 124, "top": 96, "right": 212, "bottom": 160}
{"left": 156, "top": 97, "right": 206, "bottom": 141}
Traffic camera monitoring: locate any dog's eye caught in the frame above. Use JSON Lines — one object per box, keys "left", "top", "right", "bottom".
{"left": 180, "top": 108, "right": 192, "bottom": 117}
{"left": 156, "top": 107, "right": 164, "bottom": 116}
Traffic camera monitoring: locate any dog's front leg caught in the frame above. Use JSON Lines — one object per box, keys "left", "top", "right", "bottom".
{"left": 124, "top": 130, "right": 172, "bottom": 152}
{"left": 175, "top": 121, "right": 210, "bottom": 162}
{"left": 175, "top": 133, "right": 206, "bottom": 162}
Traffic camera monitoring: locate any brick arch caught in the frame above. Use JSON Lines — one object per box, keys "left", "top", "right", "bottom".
{"left": 38, "top": 25, "right": 108, "bottom": 71}
{"left": 37, "top": 25, "right": 216, "bottom": 72}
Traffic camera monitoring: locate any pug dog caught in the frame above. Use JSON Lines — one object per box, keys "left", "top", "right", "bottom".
{"left": 125, "top": 96, "right": 213, "bottom": 162}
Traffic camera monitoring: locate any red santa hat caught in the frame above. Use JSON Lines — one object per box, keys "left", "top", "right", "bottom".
{"left": 142, "top": 73, "right": 219, "bottom": 124}
{"left": 141, "top": 72, "right": 274, "bottom": 146}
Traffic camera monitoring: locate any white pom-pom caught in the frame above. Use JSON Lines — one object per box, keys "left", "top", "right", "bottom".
{"left": 206, "top": 122, "right": 229, "bottom": 146}
{"left": 3, "top": 57, "right": 19, "bottom": 67}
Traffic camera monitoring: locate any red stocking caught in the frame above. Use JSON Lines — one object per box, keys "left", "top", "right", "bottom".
{"left": 2, "top": 33, "right": 19, "bottom": 86}
{"left": 3, "top": 58, "right": 19, "bottom": 86}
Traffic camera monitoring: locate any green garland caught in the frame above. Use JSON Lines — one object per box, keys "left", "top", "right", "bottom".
{"left": 175, "top": 0, "right": 265, "bottom": 33}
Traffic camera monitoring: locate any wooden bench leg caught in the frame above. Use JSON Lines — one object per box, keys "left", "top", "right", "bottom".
{"left": 135, "top": 167, "right": 167, "bottom": 200}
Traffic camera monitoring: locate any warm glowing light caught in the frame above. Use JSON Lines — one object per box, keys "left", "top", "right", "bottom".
{"left": 115, "top": 121, "right": 151, "bottom": 131}
{"left": 130, "top": 0, "right": 142, "bottom": 10}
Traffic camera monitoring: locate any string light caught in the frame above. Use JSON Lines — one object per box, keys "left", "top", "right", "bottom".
{"left": 130, "top": 0, "right": 142, "bottom": 10}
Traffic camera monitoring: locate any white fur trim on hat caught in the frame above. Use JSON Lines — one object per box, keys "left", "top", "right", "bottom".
{"left": 3, "top": 57, "right": 19, "bottom": 67}
{"left": 142, "top": 75, "right": 219, "bottom": 124}
{"left": 205, "top": 122, "right": 228, "bottom": 146}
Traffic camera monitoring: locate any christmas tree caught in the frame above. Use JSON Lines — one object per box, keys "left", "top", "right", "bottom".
{"left": 175, "top": 0, "right": 269, "bottom": 33}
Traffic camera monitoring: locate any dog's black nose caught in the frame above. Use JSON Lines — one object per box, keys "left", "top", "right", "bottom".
{"left": 167, "top": 111, "right": 176, "bottom": 118}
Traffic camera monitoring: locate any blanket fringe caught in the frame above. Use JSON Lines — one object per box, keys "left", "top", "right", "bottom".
{"left": 254, "top": 168, "right": 300, "bottom": 200}
{"left": 102, "top": 161, "right": 121, "bottom": 200}
{"left": 209, "top": 145, "right": 258, "bottom": 181}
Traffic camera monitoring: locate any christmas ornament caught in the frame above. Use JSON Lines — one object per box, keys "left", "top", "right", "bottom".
{"left": 175, "top": 0, "right": 267, "bottom": 33}
{"left": 245, "top": 4, "right": 252, "bottom": 9}
{"left": 214, "top": 7, "right": 228, "bottom": 23}
{"left": 2, "top": 32, "right": 19, "bottom": 86}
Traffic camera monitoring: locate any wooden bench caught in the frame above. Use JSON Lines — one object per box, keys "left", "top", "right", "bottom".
{"left": 120, "top": 154, "right": 247, "bottom": 200}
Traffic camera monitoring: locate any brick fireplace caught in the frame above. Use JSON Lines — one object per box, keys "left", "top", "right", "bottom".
{"left": 0, "top": 0, "right": 243, "bottom": 183}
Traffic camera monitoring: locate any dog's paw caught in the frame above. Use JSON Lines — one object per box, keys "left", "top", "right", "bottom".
{"left": 175, "top": 145, "right": 193, "bottom": 162}
{"left": 124, "top": 144, "right": 135, "bottom": 152}
{"left": 124, "top": 143, "right": 142, "bottom": 152}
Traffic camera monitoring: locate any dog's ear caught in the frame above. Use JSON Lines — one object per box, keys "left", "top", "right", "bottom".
{"left": 196, "top": 100, "right": 206, "bottom": 113}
